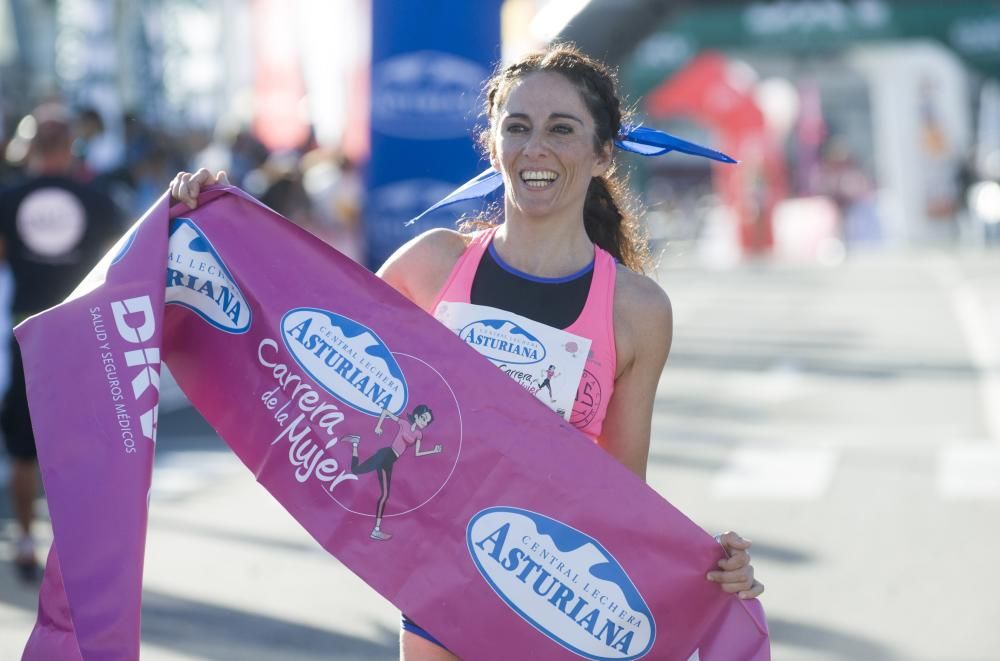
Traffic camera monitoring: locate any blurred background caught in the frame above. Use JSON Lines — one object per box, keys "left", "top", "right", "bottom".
{"left": 1, "top": 1, "right": 998, "bottom": 659}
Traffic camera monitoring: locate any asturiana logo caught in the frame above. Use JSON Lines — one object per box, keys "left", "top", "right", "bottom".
{"left": 166, "top": 218, "right": 251, "bottom": 333}
{"left": 371, "top": 50, "right": 487, "bottom": 140}
{"left": 281, "top": 308, "right": 408, "bottom": 417}
{"left": 467, "top": 507, "right": 655, "bottom": 660}
{"left": 459, "top": 320, "right": 546, "bottom": 365}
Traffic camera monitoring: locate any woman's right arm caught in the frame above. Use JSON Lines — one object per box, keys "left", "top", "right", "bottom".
{"left": 375, "top": 228, "right": 469, "bottom": 310}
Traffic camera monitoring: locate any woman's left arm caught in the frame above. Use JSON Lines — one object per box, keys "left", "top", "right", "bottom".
{"left": 597, "top": 270, "right": 672, "bottom": 478}
{"left": 600, "top": 270, "right": 763, "bottom": 600}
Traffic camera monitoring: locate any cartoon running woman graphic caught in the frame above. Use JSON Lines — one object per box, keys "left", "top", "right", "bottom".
{"left": 535, "top": 364, "right": 559, "bottom": 403}
{"left": 347, "top": 404, "right": 441, "bottom": 541}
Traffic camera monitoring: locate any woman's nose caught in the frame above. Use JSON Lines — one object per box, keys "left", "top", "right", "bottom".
{"left": 523, "top": 130, "right": 548, "bottom": 157}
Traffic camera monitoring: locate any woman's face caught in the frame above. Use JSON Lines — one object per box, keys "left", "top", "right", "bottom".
{"left": 491, "top": 71, "right": 610, "bottom": 221}
{"left": 414, "top": 411, "right": 432, "bottom": 429}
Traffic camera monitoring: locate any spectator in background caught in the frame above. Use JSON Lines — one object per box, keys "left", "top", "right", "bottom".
{"left": 818, "top": 136, "right": 880, "bottom": 246}
{"left": 127, "top": 139, "right": 178, "bottom": 217}
{"left": 71, "top": 106, "right": 105, "bottom": 182}
{"left": 99, "top": 117, "right": 184, "bottom": 220}
{"left": 245, "top": 148, "right": 367, "bottom": 264}
{"left": 249, "top": 151, "right": 314, "bottom": 229}
{"left": 301, "top": 149, "right": 365, "bottom": 262}
{"left": 229, "top": 129, "right": 271, "bottom": 188}
{"left": 0, "top": 104, "right": 125, "bottom": 582}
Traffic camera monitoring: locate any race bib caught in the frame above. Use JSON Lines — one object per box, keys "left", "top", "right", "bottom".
{"left": 434, "top": 301, "right": 590, "bottom": 421}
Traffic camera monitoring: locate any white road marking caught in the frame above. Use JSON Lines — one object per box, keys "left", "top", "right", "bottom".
{"left": 712, "top": 447, "right": 838, "bottom": 499}
{"left": 951, "top": 284, "right": 1000, "bottom": 442}
{"left": 927, "top": 255, "right": 1000, "bottom": 442}
{"left": 938, "top": 444, "right": 1000, "bottom": 499}
{"left": 726, "top": 362, "right": 806, "bottom": 404}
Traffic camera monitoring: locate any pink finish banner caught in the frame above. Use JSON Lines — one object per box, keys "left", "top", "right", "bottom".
{"left": 16, "top": 187, "right": 769, "bottom": 660}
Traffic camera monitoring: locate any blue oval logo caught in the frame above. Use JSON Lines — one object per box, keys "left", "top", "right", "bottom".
{"left": 371, "top": 50, "right": 487, "bottom": 140}
{"left": 458, "top": 319, "right": 546, "bottom": 365}
{"left": 165, "top": 218, "right": 252, "bottom": 334}
{"left": 280, "top": 308, "right": 407, "bottom": 417}
{"left": 467, "top": 507, "right": 655, "bottom": 660}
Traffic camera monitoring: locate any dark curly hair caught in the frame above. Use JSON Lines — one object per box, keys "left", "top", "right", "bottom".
{"left": 474, "top": 42, "right": 649, "bottom": 272}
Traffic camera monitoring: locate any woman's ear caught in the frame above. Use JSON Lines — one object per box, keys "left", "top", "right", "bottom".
{"left": 592, "top": 141, "right": 612, "bottom": 177}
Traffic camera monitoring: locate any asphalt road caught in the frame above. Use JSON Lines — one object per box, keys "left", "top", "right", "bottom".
{"left": 2, "top": 247, "right": 999, "bottom": 660}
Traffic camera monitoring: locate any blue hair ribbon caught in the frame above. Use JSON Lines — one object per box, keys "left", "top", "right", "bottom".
{"left": 406, "top": 125, "right": 735, "bottom": 225}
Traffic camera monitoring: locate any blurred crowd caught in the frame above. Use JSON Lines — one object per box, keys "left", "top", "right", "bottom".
{"left": 0, "top": 105, "right": 366, "bottom": 263}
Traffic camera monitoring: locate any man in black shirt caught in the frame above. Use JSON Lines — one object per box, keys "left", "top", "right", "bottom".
{"left": 0, "top": 104, "right": 124, "bottom": 581}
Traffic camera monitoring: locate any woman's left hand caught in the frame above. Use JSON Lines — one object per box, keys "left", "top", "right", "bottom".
{"left": 706, "top": 531, "right": 765, "bottom": 600}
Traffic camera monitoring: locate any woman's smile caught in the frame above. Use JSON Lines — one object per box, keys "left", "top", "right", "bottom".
{"left": 519, "top": 169, "right": 559, "bottom": 189}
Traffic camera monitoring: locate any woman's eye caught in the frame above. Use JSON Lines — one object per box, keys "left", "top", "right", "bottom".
{"left": 551, "top": 124, "right": 573, "bottom": 134}
{"left": 506, "top": 124, "right": 528, "bottom": 133}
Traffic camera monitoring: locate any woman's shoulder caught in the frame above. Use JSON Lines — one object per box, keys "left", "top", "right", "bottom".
{"left": 614, "top": 265, "right": 672, "bottom": 324}
{"left": 612, "top": 265, "right": 673, "bottom": 369}
{"left": 401, "top": 227, "right": 473, "bottom": 260}
{"left": 376, "top": 228, "right": 475, "bottom": 310}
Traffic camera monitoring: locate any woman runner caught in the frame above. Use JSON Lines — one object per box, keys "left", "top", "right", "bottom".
{"left": 171, "top": 41, "right": 763, "bottom": 661}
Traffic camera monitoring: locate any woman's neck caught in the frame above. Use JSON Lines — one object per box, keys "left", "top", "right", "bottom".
{"left": 492, "top": 212, "right": 594, "bottom": 279}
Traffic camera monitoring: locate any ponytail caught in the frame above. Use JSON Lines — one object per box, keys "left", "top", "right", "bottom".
{"left": 584, "top": 175, "right": 649, "bottom": 272}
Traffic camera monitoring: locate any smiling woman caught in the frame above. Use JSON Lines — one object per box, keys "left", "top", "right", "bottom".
{"left": 168, "top": 41, "right": 763, "bottom": 661}
{"left": 378, "top": 43, "right": 764, "bottom": 661}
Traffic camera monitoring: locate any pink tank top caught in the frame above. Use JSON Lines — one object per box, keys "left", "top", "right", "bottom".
{"left": 428, "top": 227, "right": 617, "bottom": 441}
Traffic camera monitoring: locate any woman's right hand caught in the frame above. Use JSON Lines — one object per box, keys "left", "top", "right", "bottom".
{"left": 169, "top": 168, "right": 230, "bottom": 209}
